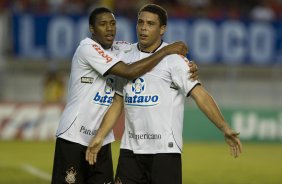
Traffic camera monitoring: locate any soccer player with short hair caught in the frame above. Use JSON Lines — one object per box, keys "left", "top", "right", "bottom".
{"left": 86, "top": 4, "right": 242, "bottom": 184}
{"left": 51, "top": 6, "right": 199, "bottom": 184}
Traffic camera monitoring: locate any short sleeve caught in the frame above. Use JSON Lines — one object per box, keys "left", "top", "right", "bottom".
{"left": 168, "top": 55, "right": 200, "bottom": 96}
{"left": 79, "top": 43, "right": 121, "bottom": 76}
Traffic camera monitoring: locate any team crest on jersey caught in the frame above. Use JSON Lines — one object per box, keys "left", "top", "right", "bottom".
{"left": 132, "top": 78, "right": 145, "bottom": 94}
{"left": 93, "top": 77, "right": 114, "bottom": 106}
{"left": 65, "top": 167, "right": 77, "bottom": 184}
{"left": 124, "top": 77, "right": 159, "bottom": 106}
{"left": 105, "top": 78, "right": 114, "bottom": 94}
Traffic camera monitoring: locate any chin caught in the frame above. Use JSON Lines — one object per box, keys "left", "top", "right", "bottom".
{"left": 139, "top": 40, "right": 147, "bottom": 47}
{"left": 103, "top": 42, "right": 113, "bottom": 49}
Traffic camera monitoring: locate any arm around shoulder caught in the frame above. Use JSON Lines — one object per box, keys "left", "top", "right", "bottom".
{"left": 108, "top": 41, "right": 188, "bottom": 80}
{"left": 108, "top": 48, "right": 167, "bottom": 80}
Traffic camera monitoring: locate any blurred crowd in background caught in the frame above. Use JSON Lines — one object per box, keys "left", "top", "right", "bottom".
{"left": 0, "top": 0, "right": 281, "bottom": 104}
{"left": 0, "top": 0, "right": 282, "bottom": 20}
{"left": 0, "top": 0, "right": 281, "bottom": 58}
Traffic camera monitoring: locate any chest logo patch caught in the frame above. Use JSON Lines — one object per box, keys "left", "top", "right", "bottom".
{"left": 125, "top": 77, "right": 159, "bottom": 107}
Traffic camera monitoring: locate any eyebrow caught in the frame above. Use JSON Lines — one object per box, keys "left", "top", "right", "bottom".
{"left": 98, "top": 19, "right": 116, "bottom": 23}
{"left": 147, "top": 20, "right": 155, "bottom": 24}
{"left": 138, "top": 18, "right": 156, "bottom": 23}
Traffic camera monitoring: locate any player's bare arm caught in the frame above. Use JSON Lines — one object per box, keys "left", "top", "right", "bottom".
{"left": 108, "top": 41, "right": 188, "bottom": 80}
{"left": 86, "top": 94, "right": 124, "bottom": 165}
{"left": 190, "top": 85, "right": 242, "bottom": 158}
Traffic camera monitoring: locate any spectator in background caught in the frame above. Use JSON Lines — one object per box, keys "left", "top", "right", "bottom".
{"left": 11, "top": 0, "right": 32, "bottom": 13}
{"left": 43, "top": 70, "right": 65, "bottom": 103}
{"left": 113, "top": 0, "right": 138, "bottom": 20}
{"left": 6, "top": 0, "right": 281, "bottom": 20}
{"left": 226, "top": 1, "right": 241, "bottom": 19}
{"left": 0, "top": 0, "right": 9, "bottom": 57}
{"left": 267, "top": 0, "right": 282, "bottom": 20}
{"left": 250, "top": 0, "right": 276, "bottom": 21}
{"left": 57, "top": 0, "right": 86, "bottom": 15}
{"left": 85, "top": 0, "right": 115, "bottom": 15}
{"left": 181, "top": 0, "right": 210, "bottom": 18}
{"left": 0, "top": 0, "right": 9, "bottom": 99}
{"left": 32, "top": 0, "right": 50, "bottom": 15}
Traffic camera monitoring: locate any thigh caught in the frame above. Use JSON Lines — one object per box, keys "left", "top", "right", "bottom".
{"left": 115, "top": 149, "right": 147, "bottom": 184}
{"left": 151, "top": 153, "right": 182, "bottom": 184}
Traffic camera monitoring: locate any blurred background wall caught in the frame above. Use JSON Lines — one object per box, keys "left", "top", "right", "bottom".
{"left": 0, "top": 0, "right": 281, "bottom": 142}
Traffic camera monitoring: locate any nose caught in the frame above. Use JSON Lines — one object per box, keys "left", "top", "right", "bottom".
{"left": 106, "top": 24, "right": 113, "bottom": 31}
{"left": 141, "top": 23, "right": 147, "bottom": 31}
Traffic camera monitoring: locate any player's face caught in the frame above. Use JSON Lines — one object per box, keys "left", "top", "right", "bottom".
{"left": 137, "top": 11, "right": 165, "bottom": 52}
{"left": 90, "top": 12, "right": 116, "bottom": 49}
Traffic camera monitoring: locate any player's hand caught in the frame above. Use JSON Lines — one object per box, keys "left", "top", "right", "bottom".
{"left": 163, "top": 41, "right": 188, "bottom": 56}
{"left": 187, "top": 61, "right": 199, "bottom": 81}
{"left": 224, "top": 129, "right": 242, "bottom": 158}
{"left": 86, "top": 137, "right": 103, "bottom": 165}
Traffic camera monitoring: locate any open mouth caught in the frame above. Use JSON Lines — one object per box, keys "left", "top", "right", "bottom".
{"left": 139, "top": 34, "right": 148, "bottom": 39}
{"left": 105, "top": 34, "right": 114, "bottom": 41}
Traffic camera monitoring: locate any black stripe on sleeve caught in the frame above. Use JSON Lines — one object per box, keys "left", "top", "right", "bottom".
{"left": 115, "top": 91, "right": 123, "bottom": 97}
{"left": 103, "top": 61, "right": 122, "bottom": 77}
{"left": 186, "top": 83, "right": 201, "bottom": 97}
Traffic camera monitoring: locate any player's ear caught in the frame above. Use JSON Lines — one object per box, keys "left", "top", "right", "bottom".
{"left": 160, "top": 25, "right": 166, "bottom": 36}
{"left": 89, "top": 25, "right": 95, "bottom": 34}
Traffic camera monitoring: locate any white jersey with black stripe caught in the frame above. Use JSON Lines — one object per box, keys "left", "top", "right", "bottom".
{"left": 116, "top": 42, "right": 200, "bottom": 154}
{"left": 56, "top": 38, "right": 131, "bottom": 146}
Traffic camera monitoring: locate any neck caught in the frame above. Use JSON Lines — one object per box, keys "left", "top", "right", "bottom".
{"left": 91, "top": 35, "right": 111, "bottom": 49}
{"left": 139, "top": 39, "right": 162, "bottom": 53}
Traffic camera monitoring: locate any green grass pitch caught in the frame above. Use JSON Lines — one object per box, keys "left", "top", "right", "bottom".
{"left": 0, "top": 141, "right": 281, "bottom": 184}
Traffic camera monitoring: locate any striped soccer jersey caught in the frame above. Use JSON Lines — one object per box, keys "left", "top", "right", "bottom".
{"left": 56, "top": 37, "right": 131, "bottom": 146}
{"left": 116, "top": 42, "right": 200, "bottom": 154}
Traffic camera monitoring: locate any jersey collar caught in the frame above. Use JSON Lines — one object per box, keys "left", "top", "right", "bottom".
{"left": 137, "top": 40, "right": 163, "bottom": 53}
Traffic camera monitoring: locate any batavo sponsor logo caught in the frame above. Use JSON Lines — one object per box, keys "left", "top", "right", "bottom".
{"left": 93, "top": 92, "right": 113, "bottom": 106}
{"left": 124, "top": 78, "right": 159, "bottom": 107}
{"left": 92, "top": 78, "right": 114, "bottom": 106}
{"left": 92, "top": 44, "right": 113, "bottom": 63}
{"left": 124, "top": 93, "right": 158, "bottom": 106}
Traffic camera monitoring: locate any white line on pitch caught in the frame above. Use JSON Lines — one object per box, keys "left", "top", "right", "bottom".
{"left": 21, "top": 164, "right": 51, "bottom": 181}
